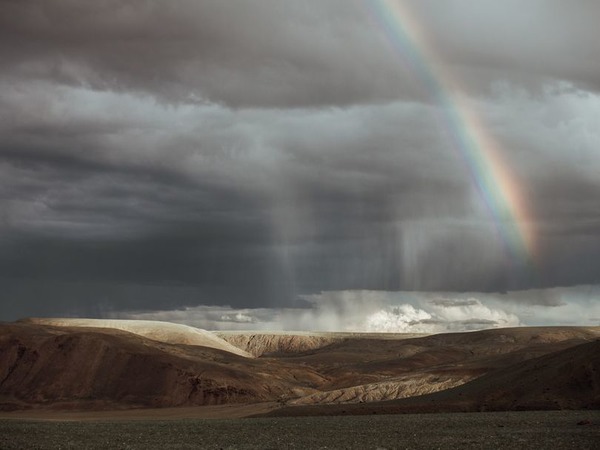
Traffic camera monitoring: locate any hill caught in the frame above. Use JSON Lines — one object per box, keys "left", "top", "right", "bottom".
{"left": 24, "top": 318, "right": 252, "bottom": 358}
{"left": 1, "top": 321, "right": 598, "bottom": 416}
{"left": 263, "top": 338, "right": 600, "bottom": 416}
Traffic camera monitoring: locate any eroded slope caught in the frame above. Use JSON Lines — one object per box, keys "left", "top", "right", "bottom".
{"left": 264, "top": 338, "right": 600, "bottom": 416}
{"left": 0, "top": 323, "right": 323, "bottom": 411}
{"left": 2, "top": 322, "right": 598, "bottom": 413}
{"left": 24, "top": 318, "right": 252, "bottom": 358}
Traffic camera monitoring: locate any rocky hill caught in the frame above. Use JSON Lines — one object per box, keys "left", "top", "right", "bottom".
{"left": 264, "top": 338, "right": 600, "bottom": 416}
{"left": 25, "top": 318, "right": 252, "bottom": 358}
{"left": 1, "top": 321, "right": 598, "bottom": 415}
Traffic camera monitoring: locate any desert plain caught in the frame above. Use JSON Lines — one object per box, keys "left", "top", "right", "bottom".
{"left": 1, "top": 318, "right": 599, "bottom": 448}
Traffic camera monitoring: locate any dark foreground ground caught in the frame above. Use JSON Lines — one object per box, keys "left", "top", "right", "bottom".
{"left": 1, "top": 410, "right": 599, "bottom": 449}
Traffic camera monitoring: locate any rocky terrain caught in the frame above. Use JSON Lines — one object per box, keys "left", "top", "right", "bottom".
{"left": 27, "top": 318, "right": 252, "bottom": 358}
{"left": 0, "top": 321, "right": 324, "bottom": 411}
{"left": 216, "top": 331, "right": 425, "bottom": 357}
{"left": 1, "top": 319, "right": 599, "bottom": 417}
{"left": 2, "top": 411, "right": 599, "bottom": 450}
{"left": 264, "top": 338, "right": 600, "bottom": 417}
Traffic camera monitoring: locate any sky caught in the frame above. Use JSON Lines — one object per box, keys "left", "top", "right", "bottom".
{"left": 1, "top": 0, "right": 599, "bottom": 331}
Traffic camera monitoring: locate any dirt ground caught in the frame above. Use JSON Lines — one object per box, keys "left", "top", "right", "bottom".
{"left": 1, "top": 410, "right": 598, "bottom": 449}
{"left": 0, "top": 402, "right": 280, "bottom": 421}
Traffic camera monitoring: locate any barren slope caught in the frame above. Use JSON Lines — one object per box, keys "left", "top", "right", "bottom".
{"left": 289, "top": 373, "right": 474, "bottom": 405}
{"left": 218, "top": 331, "right": 426, "bottom": 357}
{"left": 24, "top": 318, "right": 251, "bottom": 358}
{"left": 216, "top": 332, "right": 340, "bottom": 357}
{"left": 2, "top": 322, "right": 598, "bottom": 415}
{"left": 0, "top": 322, "right": 324, "bottom": 411}
{"left": 264, "top": 338, "right": 600, "bottom": 416}
{"left": 267, "top": 327, "right": 600, "bottom": 398}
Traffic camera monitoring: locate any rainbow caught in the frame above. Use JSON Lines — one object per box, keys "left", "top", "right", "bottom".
{"left": 368, "top": 0, "right": 535, "bottom": 270}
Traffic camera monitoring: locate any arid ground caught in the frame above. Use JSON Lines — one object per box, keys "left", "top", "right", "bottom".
{"left": 1, "top": 411, "right": 599, "bottom": 449}
{"left": 1, "top": 319, "right": 599, "bottom": 447}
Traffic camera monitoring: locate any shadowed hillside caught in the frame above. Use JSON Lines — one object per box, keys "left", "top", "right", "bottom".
{"left": 0, "top": 322, "right": 324, "bottom": 411}
{"left": 216, "top": 331, "right": 426, "bottom": 357}
{"left": 262, "top": 338, "right": 600, "bottom": 417}
{"left": 1, "top": 321, "right": 598, "bottom": 415}
{"left": 25, "top": 318, "right": 253, "bottom": 358}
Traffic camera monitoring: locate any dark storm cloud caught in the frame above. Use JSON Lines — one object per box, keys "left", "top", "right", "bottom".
{"left": 3, "top": 0, "right": 598, "bottom": 108}
{"left": 1, "top": 1, "right": 599, "bottom": 320}
{"left": 0, "top": 95, "right": 479, "bottom": 317}
{"left": 0, "top": 0, "right": 411, "bottom": 107}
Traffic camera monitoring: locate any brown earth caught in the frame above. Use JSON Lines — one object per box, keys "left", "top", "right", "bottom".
{"left": 0, "top": 322, "right": 324, "bottom": 411}
{"left": 26, "top": 318, "right": 252, "bottom": 358}
{"left": 263, "top": 338, "right": 600, "bottom": 417}
{"left": 2, "top": 411, "right": 599, "bottom": 450}
{"left": 216, "top": 331, "right": 425, "bottom": 357}
{"left": 1, "top": 320, "right": 599, "bottom": 418}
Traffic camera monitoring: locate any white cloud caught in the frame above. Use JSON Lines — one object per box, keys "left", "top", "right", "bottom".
{"left": 365, "top": 305, "right": 432, "bottom": 332}
{"left": 110, "top": 286, "right": 600, "bottom": 332}
{"left": 220, "top": 312, "right": 255, "bottom": 324}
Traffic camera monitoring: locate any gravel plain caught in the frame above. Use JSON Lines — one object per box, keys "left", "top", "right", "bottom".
{"left": 1, "top": 410, "right": 599, "bottom": 449}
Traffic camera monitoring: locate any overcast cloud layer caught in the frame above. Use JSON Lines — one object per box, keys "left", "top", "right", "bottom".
{"left": 1, "top": 1, "right": 599, "bottom": 328}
